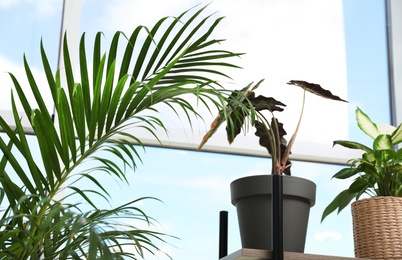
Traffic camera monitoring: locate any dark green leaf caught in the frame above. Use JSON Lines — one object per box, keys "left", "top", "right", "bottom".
{"left": 333, "top": 140, "right": 372, "bottom": 152}
{"left": 249, "top": 95, "right": 285, "bottom": 112}
{"left": 348, "top": 177, "right": 369, "bottom": 193}
{"left": 97, "top": 61, "right": 115, "bottom": 139}
{"left": 105, "top": 74, "right": 130, "bottom": 132}
{"left": 321, "top": 190, "right": 355, "bottom": 222}
{"left": 71, "top": 84, "right": 86, "bottom": 155}
{"left": 63, "top": 33, "right": 75, "bottom": 98}
{"left": 332, "top": 167, "right": 360, "bottom": 179}
{"left": 387, "top": 163, "right": 402, "bottom": 172}
{"left": 287, "top": 80, "right": 348, "bottom": 102}
{"left": 57, "top": 88, "right": 77, "bottom": 165}
{"left": 79, "top": 33, "right": 92, "bottom": 124}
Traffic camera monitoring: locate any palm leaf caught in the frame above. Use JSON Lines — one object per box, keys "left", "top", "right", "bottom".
{"left": 0, "top": 5, "right": 241, "bottom": 259}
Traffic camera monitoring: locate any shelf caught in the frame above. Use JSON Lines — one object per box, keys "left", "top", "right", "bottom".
{"left": 220, "top": 249, "right": 371, "bottom": 260}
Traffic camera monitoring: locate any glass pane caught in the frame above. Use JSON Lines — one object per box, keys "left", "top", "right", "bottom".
{"left": 64, "top": 145, "right": 354, "bottom": 258}
{"left": 130, "top": 147, "right": 355, "bottom": 258}
{"left": 75, "top": 0, "right": 388, "bottom": 258}
{"left": 388, "top": 0, "right": 402, "bottom": 125}
{"left": 0, "top": 0, "right": 389, "bottom": 259}
{"left": 0, "top": 1, "right": 63, "bottom": 126}
{"left": 344, "top": 0, "right": 390, "bottom": 143}
{"left": 78, "top": 0, "right": 390, "bottom": 164}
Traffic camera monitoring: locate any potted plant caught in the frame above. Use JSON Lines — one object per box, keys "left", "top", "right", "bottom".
{"left": 0, "top": 6, "right": 242, "bottom": 259}
{"left": 198, "top": 79, "right": 347, "bottom": 252}
{"left": 322, "top": 107, "right": 402, "bottom": 259}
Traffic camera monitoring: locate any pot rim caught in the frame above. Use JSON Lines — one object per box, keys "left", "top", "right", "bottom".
{"left": 230, "top": 174, "right": 316, "bottom": 206}
{"left": 351, "top": 196, "right": 402, "bottom": 206}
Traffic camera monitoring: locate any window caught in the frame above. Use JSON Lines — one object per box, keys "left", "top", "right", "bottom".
{"left": 0, "top": 0, "right": 393, "bottom": 259}
{"left": 0, "top": 1, "right": 63, "bottom": 129}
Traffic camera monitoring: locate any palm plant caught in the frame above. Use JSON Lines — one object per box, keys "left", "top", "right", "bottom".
{"left": 0, "top": 5, "right": 241, "bottom": 259}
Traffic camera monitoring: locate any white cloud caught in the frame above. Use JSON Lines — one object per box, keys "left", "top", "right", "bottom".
{"left": 138, "top": 173, "right": 231, "bottom": 193}
{"left": 0, "top": 55, "right": 26, "bottom": 110}
{"left": 132, "top": 171, "right": 238, "bottom": 205}
{"left": 0, "top": 0, "right": 59, "bottom": 15}
{"left": 100, "top": 0, "right": 201, "bottom": 33}
{"left": 0, "top": 54, "right": 53, "bottom": 113}
{"left": 314, "top": 231, "right": 342, "bottom": 242}
{"left": 0, "top": 0, "right": 23, "bottom": 9}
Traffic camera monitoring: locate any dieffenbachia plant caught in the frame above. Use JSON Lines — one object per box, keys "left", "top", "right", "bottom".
{"left": 322, "top": 107, "right": 402, "bottom": 221}
{"left": 198, "top": 80, "right": 347, "bottom": 175}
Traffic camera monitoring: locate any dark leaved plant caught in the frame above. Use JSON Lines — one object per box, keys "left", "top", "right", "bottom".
{"left": 198, "top": 80, "right": 347, "bottom": 175}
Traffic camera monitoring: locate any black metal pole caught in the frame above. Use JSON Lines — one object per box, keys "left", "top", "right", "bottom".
{"left": 219, "top": 210, "right": 228, "bottom": 259}
{"left": 272, "top": 174, "right": 284, "bottom": 260}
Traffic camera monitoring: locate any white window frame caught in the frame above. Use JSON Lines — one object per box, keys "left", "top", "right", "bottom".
{"left": 387, "top": 0, "right": 402, "bottom": 126}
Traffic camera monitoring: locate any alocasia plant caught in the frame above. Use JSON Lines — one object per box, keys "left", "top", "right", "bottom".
{"left": 198, "top": 79, "right": 347, "bottom": 175}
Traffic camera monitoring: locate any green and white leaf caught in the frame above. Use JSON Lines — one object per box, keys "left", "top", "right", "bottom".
{"left": 356, "top": 107, "right": 379, "bottom": 139}
{"left": 323, "top": 107, "right": 402, "bottom": 222}
{"left": 373, "top": 134, "right": 393, "bottom": 150}
{"left": 391, "top": 123, "right": 402, "bottom": 145}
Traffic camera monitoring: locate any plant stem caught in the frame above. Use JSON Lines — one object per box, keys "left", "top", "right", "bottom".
{"left": 280, "top": 89, "right": 307, "bottom": 169}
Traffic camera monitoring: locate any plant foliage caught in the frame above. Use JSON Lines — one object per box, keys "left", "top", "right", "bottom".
{"left": 322, "top": 107, "right": 402, "bottom": 221}
{"left": 198, "top": 80, "right": 347, "bottom": 175}
{"left": 0, "top": 5, "right": 241, "bottom": 259}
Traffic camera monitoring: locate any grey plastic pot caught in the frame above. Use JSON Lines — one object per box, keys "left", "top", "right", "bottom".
{"left": 230, "top": 175, "right": 316, "bottom": 252}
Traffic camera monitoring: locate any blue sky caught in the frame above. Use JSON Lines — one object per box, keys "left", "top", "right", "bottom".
{"left": 0, "top": 0, "right": 391, "bottom": 259}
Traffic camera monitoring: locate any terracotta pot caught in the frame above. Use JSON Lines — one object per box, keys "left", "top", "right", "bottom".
{"left": 230, "top": 175, "right": 316, "bottom": 252}
{"left": 352, "top": 196, "right": 402, "bottom": 259}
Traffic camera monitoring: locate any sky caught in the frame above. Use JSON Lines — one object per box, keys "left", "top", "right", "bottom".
{"left": 0, "top": 0, "right": 391, "bottom": 259}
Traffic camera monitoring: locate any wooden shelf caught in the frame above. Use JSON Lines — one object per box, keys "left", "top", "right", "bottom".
{"left": 220, "top": 249, "right": 371, "bottom": 260}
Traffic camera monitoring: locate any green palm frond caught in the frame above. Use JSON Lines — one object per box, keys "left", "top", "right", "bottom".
{"left": 0, "top": 5, "right": 241, "bottom": 259}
